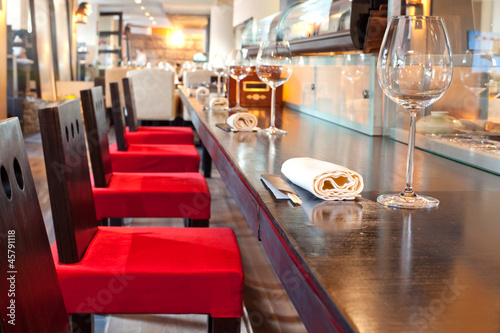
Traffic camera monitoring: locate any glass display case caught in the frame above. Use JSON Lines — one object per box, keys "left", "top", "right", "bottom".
{"left": 278, "top": 0, "right": 349, "bottom": 41}
{"left": 242, "top": 0, "right": 388, "bottom": 56}
{"left": 384, "top": 54, "right": 500, "bottom": 175}
{"left": 241, "top": 13, "right": 280, "bottom": 48}
{"left": 284, "top": 53, "right": 383, "bottom": 136}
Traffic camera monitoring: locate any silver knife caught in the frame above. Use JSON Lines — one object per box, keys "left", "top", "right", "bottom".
{"left": 261, "top": 174, "right": 302, "bottom": 205}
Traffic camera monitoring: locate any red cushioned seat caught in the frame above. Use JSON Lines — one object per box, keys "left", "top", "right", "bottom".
{"left": 125, "top": 126, "right": 194, "bottom": 145}
{"left": 92, "top": 172, "right": 210, "bottom": 220}
{"left": 52, "top": 227, "right": 244, "bottom": 317}
{"left": 109, "top": 142, "right": 200, "bottom": 173}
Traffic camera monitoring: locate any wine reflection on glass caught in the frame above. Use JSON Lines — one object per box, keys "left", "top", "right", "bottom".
{"left": 256, "top": 41, "right": 293, "bottom": 135}
{"left": 210, "top": 53, "right": 226, "bottom": 96}
{"left": 377, "top": 16, "right": 453, "bottom": 209}
{"left": 226, "top": 49, "right": 251, "bottom": 111}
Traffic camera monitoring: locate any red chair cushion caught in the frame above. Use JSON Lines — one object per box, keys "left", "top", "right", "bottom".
{"left": 92, "top": 172, "right": 210, "bottom": 220}
{"left": 125, "top": 126, "right": 194, "bottom": 145}
{"left": 52, "top": 227, "right": 243, "bottom": 317}
{"left": 109, "top": 143, "right": 200, "bottom": 173}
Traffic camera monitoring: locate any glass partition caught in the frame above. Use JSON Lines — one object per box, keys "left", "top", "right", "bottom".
{"left": 383, "top": 0, "right": 500, "bottom": 175}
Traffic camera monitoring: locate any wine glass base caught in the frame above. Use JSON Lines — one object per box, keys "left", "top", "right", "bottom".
{"left": 260, "top": 126, "right": 287, "bottom": 135}
{"left": 377, "top": 193, "right": 439, "bottom": 209}
{"left": 229, "top": 106, "right": 247, "bottom": 112}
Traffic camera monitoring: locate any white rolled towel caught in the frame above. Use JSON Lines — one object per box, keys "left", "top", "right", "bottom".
{"left": 281, "top": 157, "right": 364, "bottom": 200}
{"left": 210, "top": 97, "right": 229, "bottom": 110}
{"left": 226, "top": 113, "right": 258, "bottom": 131}
{"left": 195, "top": 87, "right": 210, "bottom": 106}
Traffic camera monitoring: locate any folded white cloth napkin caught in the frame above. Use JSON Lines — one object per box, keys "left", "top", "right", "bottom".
{"left": 281, "top": 157, "right": 364, "bottom": 200}
{"left": 210, "top": 97, "right": 229, "bottom": 110}
{"left": 195, "top": 87, "right": 210, "bottom": 106}
{"left": 226, "top": 113, "right": 258, "bottom": 131}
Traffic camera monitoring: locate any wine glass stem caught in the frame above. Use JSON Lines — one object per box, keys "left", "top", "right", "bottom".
{"left": 270, "top": 87, "right": 276, "bottom": 128}
{"left": 217, "top": 76, "right": 221, "bottom": 95}
{"left": 236, "top": 79, "right": 241, "bottom": 107}
{"left": 402, "top": 109, "right": 418, "bottom": 197}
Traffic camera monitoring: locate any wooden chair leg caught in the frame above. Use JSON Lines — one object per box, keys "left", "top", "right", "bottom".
{"left": 109, "top": 218, "right": 123, "bottom": 226}
{"left": 70, "top": 313, "right": 93, "bottom": 333}
{"left": 185, "top": 218, "right": 209, "bottom": 227}
{"left": 202, "top": 145, "right": 212, "bottom": 178}
{"left": 208, "top": 316, "right": 241, "bottom": 333}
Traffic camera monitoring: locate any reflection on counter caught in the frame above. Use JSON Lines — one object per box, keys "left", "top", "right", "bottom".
{"left": 302, "top": 199, "right": 363, "bottom": 232}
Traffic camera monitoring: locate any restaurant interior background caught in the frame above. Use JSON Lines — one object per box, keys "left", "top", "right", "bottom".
{"left": 2, "top": 0, "right": 500, "bottom": 176}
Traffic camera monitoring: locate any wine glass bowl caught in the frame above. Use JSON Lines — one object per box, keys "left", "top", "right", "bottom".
{"left": 377, "top": 16, "right": 453, "bottom": 209}
{"left": 256, "top": 41, "right": 293, "bottom": 135}
{"left": 460, "top": 50, "right": 494, "bottom": 96}
{"left": 226, "top": 49, "right": 251, "bottom": 111}
{"left": 210, "top": 53, "right": 226, "bottom": 96}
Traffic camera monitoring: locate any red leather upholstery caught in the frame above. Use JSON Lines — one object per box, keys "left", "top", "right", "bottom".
{"left": 92, "top": 172, "right": 210, "bottom": 220}
{"left": 125, "top": 126, "right": 194, "bottom": 145}
{"left": 109, "top": 143, "right": 200, "bottom": 173}
{"left": 52, "top": 227, "right": 244, "bottom": 317}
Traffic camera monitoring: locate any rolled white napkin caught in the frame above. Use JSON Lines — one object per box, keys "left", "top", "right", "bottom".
{"left": 195, "top": 87, "right": 210, "bottom": 106}
{"left": 226, "top": 113, "right": 258, "bottom": 131}
{"left": 210, "top": 97, "right": 229, "bottom": 110}
{"left": 281, "top": 157, "right": 364, "bottom": 200}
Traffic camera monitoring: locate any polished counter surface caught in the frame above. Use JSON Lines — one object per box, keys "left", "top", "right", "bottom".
{"left": 179, "top": 87, "right": 500, "bottom": 333}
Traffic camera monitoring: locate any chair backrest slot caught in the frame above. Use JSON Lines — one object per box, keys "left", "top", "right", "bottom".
{"left": 123, "top": 77, "right": 139, "bottom": 132}
{"left": 80, "top": 86, "right": 114, "bottom": 187}
{"left": 0, "top": 118, "right": 69, "bottom": 331}
{"left": 38, "top": 100, "right": 99, "bottom": 264}
{"left": 110, "top": 82, "right": 128, "bottom": 151}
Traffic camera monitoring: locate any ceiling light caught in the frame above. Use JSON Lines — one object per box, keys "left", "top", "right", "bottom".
{"left": 140, "top": 6, "right": 145, "bottom": 10}
{"left": 134, "top": 0, "right": 142, "bottom": 3}
{"left": 145, "top": 12, "right": 150, "bottom": 16}
{"left": 152, "top": 21, "right": 157, "bottom": 25}
{"left": 149, "top": 17, "right": 154, "bottom": 20}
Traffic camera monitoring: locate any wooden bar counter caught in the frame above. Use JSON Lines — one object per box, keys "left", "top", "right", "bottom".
{"left": 179, "top": 87, "right": 500, "bottom": 333}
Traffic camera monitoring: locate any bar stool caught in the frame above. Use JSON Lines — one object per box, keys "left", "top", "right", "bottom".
{"left": 122, "top": 76, "right": 195, "bottom": 144}
{"left": 81, "top": 86, "right": 200, "bottom": 173}
{"left": 39, "top": 99, "right": 210, "bottom": 227}
{"left": 0, "top": 117, "right": 243, "bottom": 333}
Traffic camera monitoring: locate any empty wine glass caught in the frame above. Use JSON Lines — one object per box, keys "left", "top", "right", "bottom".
{"left": 256, "top": 41, "right": 293, "bottom": 135}
{"left": 210, "top": 53, "right": 226, "bottom": 96}
{"left": 377, "top": 16, "right": 453, "bottom": 208}
{"left": 226, "top": 49, "right": 251, "bottom": 111}
{"left": 460, "top": 49, "right": 495, "bottom": 97}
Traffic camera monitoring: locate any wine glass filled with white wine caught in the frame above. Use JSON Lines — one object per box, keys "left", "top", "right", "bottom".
{"left": 256, "top": 41, "right": 293, "bottom": 135}
{"left": 226, "top": 49, "right": 251, "bottom": 111}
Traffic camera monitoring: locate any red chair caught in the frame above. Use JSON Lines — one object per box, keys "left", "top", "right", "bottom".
{"left": 39, "top": 99, "right": 210, "bottom": 227}
{"left": 122, "top": 77, "right": 195, "bottom": 144}
{"left": 81, "top": 86, "right": 200, "bottom": 173}
{"left": 0, "top": 117, "right": 243, "bottom": 333}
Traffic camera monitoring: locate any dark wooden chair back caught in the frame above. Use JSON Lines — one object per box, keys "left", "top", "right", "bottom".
{"left": 110, "top": 81, "right": 128, "bottom": 151}
{"left": 122, "top": 77, "right": 139, "bottom": 132}
{"left": 0, "top": 118, "right": 70, "bottom": 331}
{"left": 38, "top": 100, "right": 99, "bottom": 264}
{"left": 80, "top": 86, "right": 113, "bottom": 188}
